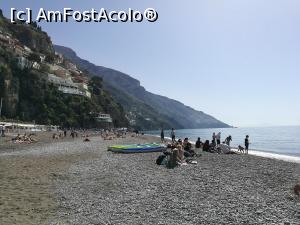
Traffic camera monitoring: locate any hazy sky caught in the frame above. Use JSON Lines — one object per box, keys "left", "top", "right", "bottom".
{"left": 1, "top": 0, "right": 300, "bottom": 127}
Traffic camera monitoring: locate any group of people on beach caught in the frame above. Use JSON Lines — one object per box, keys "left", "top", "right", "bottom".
{"left": 157, "top": 128, "right": 252, "bottom": 168}
{"left": 157, "top": 136, "right": 199, "bottom": 167}
{"left": 51, "top": 128, "right": 127, "bottom": 142}
{"left": 160, "top": 128, "right": 250, "bottom": 154}
{"left": 11, "top": 133, "right": 38, "bottom": 144}
{"left": 101, "top": 129, "right": 127, "bottom": 140}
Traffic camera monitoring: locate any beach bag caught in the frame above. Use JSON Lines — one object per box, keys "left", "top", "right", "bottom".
{"left": 156, "top": 155, "right": 166, "bottom": 165}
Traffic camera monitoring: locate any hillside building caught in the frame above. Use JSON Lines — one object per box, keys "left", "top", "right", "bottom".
{"left": 48, "top": 74, "right": 91, "bottom": 98}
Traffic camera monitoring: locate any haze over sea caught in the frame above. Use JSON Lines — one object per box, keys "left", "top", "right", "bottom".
{"left": 146, "top": 126, "right": 300, "bottom": 157}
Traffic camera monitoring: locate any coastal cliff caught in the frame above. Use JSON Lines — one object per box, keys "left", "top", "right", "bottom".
{"left": 0, "top": 12, "right": 128, "bottom": 128}
{"left": 54, "top": 45, "right": 231, "bottom": 129}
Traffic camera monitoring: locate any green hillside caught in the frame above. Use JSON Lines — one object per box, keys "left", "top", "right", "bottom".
{"left": 0, "top": 12, "right": 128, "bottom": 128}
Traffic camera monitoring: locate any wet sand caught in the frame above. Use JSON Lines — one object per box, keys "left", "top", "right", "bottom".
{"left": 0, "top": 134, "right": 299, "bottom": 225}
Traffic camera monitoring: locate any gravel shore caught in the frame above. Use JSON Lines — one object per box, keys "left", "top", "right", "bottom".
{"left": 0, "top": 134, "right": 299, "bottom": 225}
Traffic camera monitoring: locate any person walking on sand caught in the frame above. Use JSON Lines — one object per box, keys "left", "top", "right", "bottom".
{"left": 64, "top": 129, "right": 67, "bottom": 137}
{"left": 160, "top": 128, "right": 165, "bottom": 142}
{"left": 245, "top": 135, "right": 250, "bottom": 154}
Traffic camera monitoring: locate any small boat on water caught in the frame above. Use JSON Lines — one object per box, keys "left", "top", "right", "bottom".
{"left": 108, "top": 143, "right": 166, "bottom": 153}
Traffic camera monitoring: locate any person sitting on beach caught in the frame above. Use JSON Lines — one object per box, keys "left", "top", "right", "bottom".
{"left": 23, "top": 133, "right": 30, "bottom": 142}
{"left": 202, "top": 140, "right": 210, "bottom": 152}
{"left": 176, "top": 139, "right": 185, "bottom": 163}
{"left": 195, "top": 137, "right": 202, "bottom": 148}
{"left": 12, "top": 134, "right": 21, "bottom": 142}
{"left": 183, "top": 138, "right": 192, "bottom": 151}
{"left": 183, "top": 137, "right": 195, "bottom": 157}
{"left": 28, "top": 134, "right": 37, "bottom": 143}
{"left": 52, "top": 133, "right": 59, "bottom": 139}
{"left": 134, "top": 129, "right": 139, "bottom": 136}
{"left": 211, "top": 139, "right": 216, "bottom": 148}
{"left": 207, "top": 140, "right": 218, "bottom": 153}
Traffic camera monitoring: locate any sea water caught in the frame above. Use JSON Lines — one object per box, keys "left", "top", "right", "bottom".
{"left": 145, "top": 126, "right": 300, "bottom": 157}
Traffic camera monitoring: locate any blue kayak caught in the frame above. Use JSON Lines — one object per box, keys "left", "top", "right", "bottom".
{"left": 108, "top": 143, "right": 166, "bottom": 153}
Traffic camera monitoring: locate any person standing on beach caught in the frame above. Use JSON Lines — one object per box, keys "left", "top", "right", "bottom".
{"left": 216, "top": 132, "right": 221, "bottom": 146}
{"left": 0, "top": 125, "right": 4, "bottom": 137}
{"left": 245, "top": 135, "right": 250, "bottom": 154}
{"left": 160, "top": 128, "right": 165, "bottom": 142}
{"left": 212, "top": 132, "right": 216, "bottom": 143}
{"left": 171, "top": 128, "right": 176, "bottom": 142}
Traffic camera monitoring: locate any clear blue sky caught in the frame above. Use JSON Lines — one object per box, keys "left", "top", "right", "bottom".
{"left": 1, "top": 0, "right": 300, "bottom": 127}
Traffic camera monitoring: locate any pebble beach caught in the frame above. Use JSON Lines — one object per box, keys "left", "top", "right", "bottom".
{"left": 0, "top": 133, "right": 299, "bottom": 225}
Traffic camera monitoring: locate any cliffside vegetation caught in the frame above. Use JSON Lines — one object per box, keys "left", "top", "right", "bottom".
{"left": 0, "top": 12, "right": 128, "bottom": 128}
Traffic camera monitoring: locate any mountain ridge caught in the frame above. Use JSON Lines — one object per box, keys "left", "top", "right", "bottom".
{"left": 54, "top": 45, "right": 231, "bottom": 129}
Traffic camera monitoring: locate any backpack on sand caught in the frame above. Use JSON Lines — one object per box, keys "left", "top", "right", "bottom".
{"left": 156, "top": 155, "right": 166, "bottom": 165}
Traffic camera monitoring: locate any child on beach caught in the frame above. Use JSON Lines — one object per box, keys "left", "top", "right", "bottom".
{"left": 245, "top": 135, "right": 250, "bottom": 154}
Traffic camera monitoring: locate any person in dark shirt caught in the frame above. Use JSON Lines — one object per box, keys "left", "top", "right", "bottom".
{"left": 245, "top": 135, "right": 250, "bottom": 154}
{"left": 195, "top": 137, "right": 202, "bottom": 148}
{"left": 171, "top": 128, "right": 176, "bottom": 142}
{"left": 183, "top": 137, "right": 195, "bottom": 157}
{"left": 160, "top": 129, "right": 165, "bottom": 142}
{"left": 225, "top": 135, "right": 232, "bottom": 146}
{"left": 203, "top": 140, "right": 210, "bottom": 152}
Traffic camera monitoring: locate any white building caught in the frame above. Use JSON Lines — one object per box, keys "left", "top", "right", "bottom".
{"left": 96, "top": 113, "right": 113, "bottom": 123}
{"left": 23, "top": 46, "right": 32, "bottom": 57}
{"left": 48, "top": 74, "right": 91, "bottom": 98}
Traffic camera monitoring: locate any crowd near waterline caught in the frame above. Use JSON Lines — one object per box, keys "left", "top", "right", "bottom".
{"left": 160, "top": 128, "right": 250, "bottom": 155}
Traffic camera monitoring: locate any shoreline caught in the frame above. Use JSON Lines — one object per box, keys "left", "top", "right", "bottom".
{"left": 146, "top": 134, "right": 300, "bottom": 164}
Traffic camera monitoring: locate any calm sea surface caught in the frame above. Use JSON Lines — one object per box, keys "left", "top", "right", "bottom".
{"left": 145, "top": 126, "right": 300, "bottom": 156}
